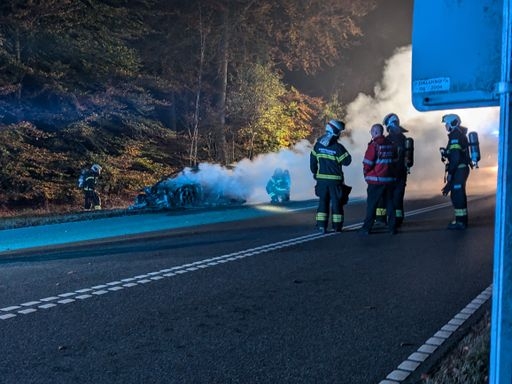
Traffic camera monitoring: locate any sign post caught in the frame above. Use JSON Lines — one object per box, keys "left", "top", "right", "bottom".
{"left": 490, "top": 1, "right": 512, "bottom": 382}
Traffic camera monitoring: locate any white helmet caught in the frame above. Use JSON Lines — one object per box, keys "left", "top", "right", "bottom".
{"left": 325, "top": 119, "right": 345, "bottom": 136}
{"left": 442, "top": 114, "right": 461, "bottom": 132}
{"left": 383, "top": 113, "right": 400, "bottom": 128}
{"left": 91, "top": 164, "right": 102, "bottom": 174}
{"left": 383, "top": 113, "right": 408, "bottom": 133}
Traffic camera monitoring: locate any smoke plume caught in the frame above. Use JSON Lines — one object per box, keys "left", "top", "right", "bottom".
{"left": 342, "top": 45, "right": 498, "bottom": 198}
{"left": 176, "top": 45, "right": 498, "bottom": 205}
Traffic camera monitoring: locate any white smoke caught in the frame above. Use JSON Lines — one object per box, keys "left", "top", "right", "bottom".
{"left": 171, "top": 45, "right": 498, "bottom": 205}
{"left": 342, "top": 45, "right": 499, "bottom": 198}
{"left": 176, "top": 140, "right": 315, "bottom": 204}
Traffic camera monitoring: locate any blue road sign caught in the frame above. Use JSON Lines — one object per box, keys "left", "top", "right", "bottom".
{"left": 411, "top": 0, "right": 502, "bottom": 111}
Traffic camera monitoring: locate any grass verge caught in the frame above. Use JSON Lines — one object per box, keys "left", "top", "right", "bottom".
{"left": 421, "top": 309, "right": 490, "bottom": 384}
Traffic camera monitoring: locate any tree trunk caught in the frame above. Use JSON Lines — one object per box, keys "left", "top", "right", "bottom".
{"left": 15, "top": 26, "right": 21, "bottom": 63}
{"left": 215, "top": 7, "right": 229, "bottom": 165}
{"left": 189, "top": 4, "right": 208, "bottom": 167}
{"left": 15, "top": 26, "right": 22, "bottom": 104}
{"left": 170, "top": 91, "right": 177, "bottom": 131}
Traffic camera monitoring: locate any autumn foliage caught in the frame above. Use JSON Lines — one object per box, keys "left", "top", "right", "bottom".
{"left": 0, "top": 0, "right": 375, "bottom": 213}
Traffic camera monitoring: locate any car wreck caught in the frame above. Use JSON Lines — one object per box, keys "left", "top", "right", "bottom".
{"left": 129, "top": 168, "right": 247, "bottom": 210}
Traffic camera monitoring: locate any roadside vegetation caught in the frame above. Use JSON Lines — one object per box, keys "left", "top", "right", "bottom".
{"left": 0, "top": 0, "right": 377, "bottom": 214}
{"left": 423, "top": 310, "right": 490, "bottom": 384}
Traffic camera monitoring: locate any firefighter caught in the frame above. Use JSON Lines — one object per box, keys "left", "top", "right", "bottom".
{"left": 375, "top": 113, "right": 410, "bottom": 227}
{"left": 440, "top": 114, "right": 470, "bottom": 230}
{"left": 83, "top": 164, "right": 102, "bottom": 210}
{"left": 266, "top": 168, "right": 291, "bottom": 203}
{"left": 310, "top": 119, "right": 352, "bottom": 233}
{"left": 359, "top": 123, "right": 398, "bottom": 235}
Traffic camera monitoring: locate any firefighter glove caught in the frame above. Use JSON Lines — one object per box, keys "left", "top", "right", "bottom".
{"left": 442, "top": 183, "right": 451, "bottom": 196}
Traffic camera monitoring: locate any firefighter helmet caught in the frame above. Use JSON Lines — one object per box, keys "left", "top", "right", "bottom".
{"left": 442, "top": 114, "right": 461, "bottom": 132}
{"left": 383, "top": 113, "right": 400, "bottom": 128}
{"left": 383, "top": 113, "right": 408, "bottom": 133}
{"left": 91, "top": 164, "right": 102, "bottom": 174}
{"left": 325, "top": 119, "right": 345, "bottom": 136}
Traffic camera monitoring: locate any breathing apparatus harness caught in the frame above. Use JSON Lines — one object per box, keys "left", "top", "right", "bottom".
{"left": 439, "top": 127, "right": 481, "bottom": 196}
{"left": 404, "top": 137, "right": 414, "bottom": 174}
{"left": 382, "top": 114, "right": 414, "bottom": 175}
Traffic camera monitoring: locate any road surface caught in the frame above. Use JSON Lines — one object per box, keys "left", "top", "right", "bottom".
{"left": 0, "top": 193, "right": 495, "bottom": 383}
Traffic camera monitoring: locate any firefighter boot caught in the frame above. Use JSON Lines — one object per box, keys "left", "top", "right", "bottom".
{"left": 447, "top": 221, "right": 466, "bottom": 230}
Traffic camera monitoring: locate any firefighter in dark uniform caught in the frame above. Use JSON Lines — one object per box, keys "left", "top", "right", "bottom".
{"left": 266, "top": 168, "right": 291, "bottom": 203}
{"left": 380, "top": 113, "right": 409, "bottom": 227}
{"left": 83, "top": 164, "right": 102, "bottom": 210}
{"left": 359, "top": 123, "right": 398, "bottom": 235}
{"left": 441, "top": 114, "right": 470, "bottom": 230}
{"left": 310, "top": 119, "right": 352, "bottom": 233}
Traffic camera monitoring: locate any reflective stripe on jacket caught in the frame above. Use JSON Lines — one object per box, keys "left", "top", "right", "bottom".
{"left": 83, "top": 172, "right": 98, "bottom": 191}
{"left": 446, "top": 127, "right": 470, "bottom": 175}
{"left": 310, "top": 138, "right": 352, "bottom": 183}
{"left": 363, "top": 135, "right": 397, "bottom": 184}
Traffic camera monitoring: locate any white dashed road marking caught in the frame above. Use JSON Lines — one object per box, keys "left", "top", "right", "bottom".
{"left": 0, "top": 201, "right": 467, "bottom": 325}
{"left": 38, "top": 303, "right": 57, "bottom": 309}
{"left": 1, "top": 306, "right": 21, "bottom": 312}
{"left": 0, "top": 231, "right": 326, "bottom": 322}
{"left": 40, "top": 296, "right": 59, "bottom": 302}
{"left": 0, "top": 199, "right": 487, "bottom": 382}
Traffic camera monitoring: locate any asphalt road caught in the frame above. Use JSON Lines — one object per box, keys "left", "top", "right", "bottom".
{"left": 0, "top": 194, "right": 495, "bottom": 384}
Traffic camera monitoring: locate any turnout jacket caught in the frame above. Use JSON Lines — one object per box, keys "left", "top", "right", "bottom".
{"left": 363, "top": 135, "right": 397, "bottom": 184}
{"left": 387, "top": 130, "right": 407, "bottom": 179}
{"left": 446, "top": 127, "right": 470, "bottom": 175}
{"left": 310, "top": 136, "right": 352, "bottom": 184}
{"left": 83, "top": 170, "right": 99, "bottom": 191}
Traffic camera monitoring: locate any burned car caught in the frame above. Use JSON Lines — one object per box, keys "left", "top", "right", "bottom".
{"left": 129, "top": 168, "right": 247, "bottom": 210}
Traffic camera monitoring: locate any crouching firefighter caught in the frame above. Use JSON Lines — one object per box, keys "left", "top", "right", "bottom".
{"left": 266, "top": 168, "right": 291, "bottom": 203}
{"left": 440, "top": 114, "right": 471, "bottom": 230}
{"left": 81, "top": 164, "right": 102, "bottom": 210}
{"left": 310, "top": 119, "right": 352, "bottom": 233}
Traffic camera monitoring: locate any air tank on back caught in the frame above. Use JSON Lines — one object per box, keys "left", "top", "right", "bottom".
{"left": 468, "top": 131, "right": 481, "bottom": 168}
{"left": 404, "top": 137, "right": 414, "bottom": 173}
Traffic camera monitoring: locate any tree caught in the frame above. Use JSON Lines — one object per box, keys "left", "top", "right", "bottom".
{"left": 228, "top": 63, "right": 322, "bottom": 159}
{"left": 0, "top": 0, "right": 147, "bottom": 129}
{"left": 268, "top": 0, "right": 376, "bottom": 74}
{"left": 171, "top": 0, "right": 376, "bottom": 163}
{"left": 0, "top": 0, "right": 379, "bottom": 211}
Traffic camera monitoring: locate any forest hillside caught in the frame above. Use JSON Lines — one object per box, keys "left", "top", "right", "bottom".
{"left": 0, "top": 0, "right": 378, "bottom": 214}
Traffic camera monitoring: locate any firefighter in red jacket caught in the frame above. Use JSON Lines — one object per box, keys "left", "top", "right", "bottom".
{"left": 310, "top": 119, "right": 352, "bottom": 233}
{"left": 440, "top": 114, "right": 470, "bottom": 230}
{"left": 359, "top": 123, "right": 398, "bottom": 235}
